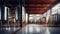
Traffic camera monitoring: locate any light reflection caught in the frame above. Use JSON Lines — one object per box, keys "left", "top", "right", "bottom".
{"left": 26, "top": 24, "right": 41, "bottom": 33}
{"left": 45, "top": 27, "right": 50, "bottom": 34}
{"left": 25, "top": 24, "right": 51, "bottom": 34}
{"left": 29, "top": 26, "right": 33, "bottom": 33}
{"left": 9, "top": 27, "right": 11, "bottom": 31}
{"left": 6, "top": 27, "right": 11, "bottom": 31}
{"left": 26, "top": 26, "right": 28, "bottom": 33}
{"left": 36, "top": 27, "right": 40, "bottom": 32}
{"left": 14, "top": 27, "right": 16, "bottom": 31}
{"left": 6, "top": 27, "right": 8, "bottom": 30}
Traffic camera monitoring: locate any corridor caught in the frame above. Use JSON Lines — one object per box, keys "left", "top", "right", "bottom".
{"left": 0, "top": 0, "right": 60, "bottom": 34}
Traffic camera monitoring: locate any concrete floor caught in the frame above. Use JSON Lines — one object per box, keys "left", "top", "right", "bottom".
{"left": 0, "top": 24, "right": 60, "bottom": 34}
{"left": 0, "top": 27, "right": 20, "bottom": 34}
{"left": 16, "top": 24, "right": 60, "bottom": 34}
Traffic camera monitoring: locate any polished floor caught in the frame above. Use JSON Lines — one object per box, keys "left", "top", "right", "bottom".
{"left": 16, "top": 24, "right": 60, "bottom": 34}
{"left": 0, "top": 27, "right": 20, "bottom": 34}
{"left": 0, "top": 24, "right": 60, "bottom": 34}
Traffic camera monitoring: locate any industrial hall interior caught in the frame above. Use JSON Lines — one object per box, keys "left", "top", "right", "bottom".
{"left": 0, "top": 0, "right": 60, "bottom": 34}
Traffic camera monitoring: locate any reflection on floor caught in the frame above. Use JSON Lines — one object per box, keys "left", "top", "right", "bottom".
{"left": 0, "top": 27, "right": 20, "bottom": 34}
{"left": 0, "top": 24, "right": 60, "bottom": 34}
{"left": 16, "top": 24, "right": 60, "bottom": 34}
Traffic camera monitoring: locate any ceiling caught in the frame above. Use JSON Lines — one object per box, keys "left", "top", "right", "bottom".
{"left": 24, "top": 0, "right": 60, "bottom": 14}
{"left": 0, "top": 0, "right": 59, "bottom": 14}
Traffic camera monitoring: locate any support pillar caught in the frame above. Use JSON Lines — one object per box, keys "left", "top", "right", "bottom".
{"left": 17, "top": 5, "right": 22, "bottom": 27}
{"left": 1, "top": 6, "right": 5, "bottom": 20}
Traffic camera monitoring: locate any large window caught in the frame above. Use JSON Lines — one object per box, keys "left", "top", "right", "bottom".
{"left": 45, "top": 3, "right": 60, "bottom": 16}
{"left": 29, "top": 14, "right": 43, "bottom": 23}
